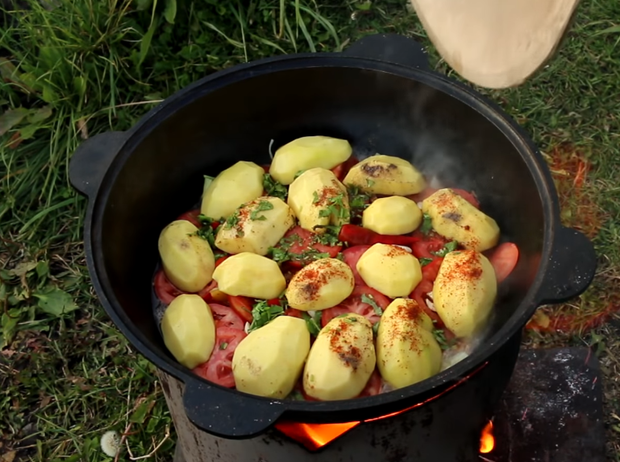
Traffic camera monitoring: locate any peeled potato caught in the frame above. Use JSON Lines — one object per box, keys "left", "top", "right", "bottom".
{"left": 287, "top": 168, "right": 350, "bottom": 234}
{"left": 270, "top": 136, "right": 352, "bottom": 185}
{"left": 213, "top": 252, "right": 286, "bottom": 300}
{"left": 232, "top": 316, "right": 310, "bottom": 398}
{"left": 303, "top": 313, "right": 376, "bottom": 400}
{"left": 343, "top": 155, "right": 426, "bottom": 196}
{"left": 161, "top": 295, "right": 216, "bottom": 369}
{"left": 433, "top": 250, "right": 497, "bottom": 338}
{"left": 362, "top": 196, "right": 423, "bottom": 235}
{"left": 158, "top": 220, "right": 215, "bottom": 293}
{"left": 356, "top": 244, "right": 422, "bottom": 298}
{"left": 422, "top": 188, "right": 500, "bottom": 252}
{"left": 286, "top": 258, "right": 355, "bottom": 311}
{"left": 376, "top": 298, "right": 442, "bottom": 389}
{"left": 201, "top": 161, "right": 265, "bottom": 220}
{"left": 215, "top": 196, "right": 295, "bottom": 256}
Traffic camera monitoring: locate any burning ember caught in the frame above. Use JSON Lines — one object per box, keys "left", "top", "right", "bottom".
{"left": 479, "top": 421, "right": 495, "bottom": 454}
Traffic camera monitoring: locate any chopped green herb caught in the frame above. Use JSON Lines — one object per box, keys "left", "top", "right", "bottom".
{"left": 219, "top": 342, "right": 228, "bottom": 350}
{"left": 302, "top": 311, "right": 323, "bottom": 336}
{"left": 366, "top": 178, "right": 375, "bottom": 188}
{"left": 225, "top": 211, "right": 240, "bottom": 228}
{"left": 268, "top": 246, "right": 291, "bottom": 263}
{"left": 347, "top": 185, "right": 372, "bottom": 221}
{"left": 263, "top": 173, "right": 287, "bottom": 201}
{"left": 312, "top": 225, "right": 341, "bottom": 246}
{"left": 288, "top": 390, "right": 305, "bottom": 401}
{"left": 432, "top": 241, "right": 458, "bottom": 258}
{"left": 420, "top": 213, "right": 433, "bottom": 235}
{"left": 214, "top": 251, "right": 227, "bottom": 260}
{"left": 250, "top": 200, "right": 274, "bottom": 221}
{"left": 361, "top": 293, "right": 383, "bottom": 316}
{"left": 318, "top": 191, "right": 350, "bottom": 222}
{"left": 433, "top": 329, "right": 451, "bottom": 351}
{"left": 294, "top": 170, "right": 306, "bottom": 180}
{"left": 312, "top": 190, "right": 320, "bottom": 204}
{"left": 196, "top": 215, "right": 222, "bottom": 247}
{"left": 419, "top": 257, "right": 433, "bottom": 267}
{"left": 372, "top": 321, "right": 380, "bottom": 336}
{"left": 248, "top": 300, "right": 285, "bottom": 332}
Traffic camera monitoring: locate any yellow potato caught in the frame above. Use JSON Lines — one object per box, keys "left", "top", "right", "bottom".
{"left": 343, "top": 155, "right": 426, "bottom": 195}
{"left": 376, "top": 298, "right": 442, "bottom": 389}
{"left": 158, "top": 220, "right": 215, "bottom": 293}
{"left": 422, "top": 188, "right": 500, "bottom": 252}
{"left": 215, "top": 196, "right": 295, "bottom": 256}
{"left": 161, "top": 295, "right": 216, "bottom": 369}
{"left": 232, "top": 316, "right": 310, "bottom": 398}
{"left": 200, "top": 161, "right": 265, "bottom": 220}
{"left": 303, "top": 313, "right": 376, "bottom": 400}
{"left": 287, "top": 168, "right": 350, "bottom": 234}
{"left": 286, "top": 258, "right": 355, "bottom": 311}
{"left": 213, "top": 252, "right": 286, "bottom": 300}
{"left": 433, "top": 250, "right": 497, "bottom": 338}
{"left": 356, "top": 244, "right": 422, "bottom": 298}
{"left": 270, "top": 136, "right": 352, "bottom": 185}
{"left": 362, "top": 196, "right": 423, "bottom": 235}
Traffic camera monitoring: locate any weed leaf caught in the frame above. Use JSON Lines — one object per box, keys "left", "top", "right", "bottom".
{"left": 27, "top": 106, "right": 53, "bottom": 124}
{"left": 139, "top": 19, "right": 158, "bottom": 66}
{"left": 164, "top": 0, "right": 177, "bottom": 24}
{"left": 0, "top": 108, "right": 29, "bottom": 136}
{"left": 32, "top": 287, "right": 78, "bottom": 317}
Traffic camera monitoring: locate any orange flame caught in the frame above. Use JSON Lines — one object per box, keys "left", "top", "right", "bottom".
{"left": 275, "top": 362, "right": 490, "bottom": 450}
{"left": 479, "top": 421, "right": 495, "bottom": 454}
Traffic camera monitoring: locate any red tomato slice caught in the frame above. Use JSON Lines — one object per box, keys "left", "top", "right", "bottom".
{"left": 358, "top": 369, "right": 382, "bottom": 397}
{"left": 192, "top": 327, "right": 246, "bottom": 388}
{"left": 487, "top": 242, "right": 519, "bottom": 283}
{"left": 285, "top": 308, "right": 304, "bottom": 319}
{"left": 228, "top": 296, "right": 254, "bottom": 323}
{"left": 153, "top": 269, "right": 184, "bottom": 305}
{"left": 331, "top": 155, "right": 360, "bottom": 182}
{"left": 407, "top": 188, "right": 479, "bottom": 208}
{"left": 342, "top": 245, "right": 371, "bottom": 285}
{"left": 282, "top": 226, "right": 342, "bottom": 265}
{"left": 176, "top": 209, "right": 202, "bottom": 228}
{"left": 209, "top": 303, "right": 246, "bottom": 331}
{"left": 321, "top": 285, "right": 390, "bottom": 327}
{"left": 411, "top": 235, "right": 448, "bottom": 259}
{"left": 197, "top": 280, "right": 218, "bottom": 302}
{"left": 261, "top": 164, "right": 271, "bottom": 173}
{"left": 215, "top": 256, "right": 229, "bottom": 267}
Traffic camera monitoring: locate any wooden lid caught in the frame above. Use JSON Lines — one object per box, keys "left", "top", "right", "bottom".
{"left": 409, "top": 0, "right": 580, "bottom": 88}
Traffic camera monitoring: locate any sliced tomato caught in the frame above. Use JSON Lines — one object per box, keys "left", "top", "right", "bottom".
{"left": 177, "top": 209, "right": 202, "bottom": 228}
{"left": 358, "top": 369, "right": 382, "bottom": 397}
{"left": 197, "top": 280, "right": 218, "bottom": 302}
{"left": 342, "top": 245, "right": 371, "bottom": 286}
{"left": 209, "top": 303, "right": 246, "bottom": 331}
{"left": 487, "top": 242, "right": 519, "bottom": 283}
{"left": 411, "top": 234, "right": 448, "bottom": 259}
{"left": 331, "top": 155, "right": 360, "bottom": 182}
{"left": 153, "top": 269, "right": 184, "bottom": 305}
{"left": 281, "top": 226, "right": 342, "bottom": 265}
{"left": 410, "top": 259, "right": 445, "bottom": 325}
{"left": 192, "top": 327, "right": 246, "bottom": 388}
{"left": 321, "top": 285, "right": 390, "bottom": 327}
{"left": 285, "top": 308, "right": 304, "bottom": 319}
{"left": 215, "top": 256, "right": 229, "bottom": 268}
{"left": 261, "top": 164, "right": 271, "bottom": 173}
{"left": 228, "top": 295, "right": 254, "bottom": 323}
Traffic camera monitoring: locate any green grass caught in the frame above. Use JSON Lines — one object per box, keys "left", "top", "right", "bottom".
{"left": 1, "top": 0, "right": 620, "bottom": 460}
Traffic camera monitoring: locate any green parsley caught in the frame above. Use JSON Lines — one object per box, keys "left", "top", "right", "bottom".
{"left": 312, "top": 190, "right": 320, "bottom": 204}
{"left": 196, "top": 215, "right": 221, "bottom": 247}
{"left": 366, "top": 179, "right": 375, "bottom": 188}
{"left": 225, "top": 210, "right": 240, "bottom": 228}
{"left": 347, "top": 185, "right": 372, "bottom": 221}
{"left": 263, "top": 173, "right": 287, "bottom": 201}
{"left": 250, "top": 200, "right": 274, "bottom": 221}
{"left": 219, "top": 342, "right": 229, "bottom": 350}
{"left": 312, "top": 225, "right": 341, "bottom": 246}
{"left": 288, "top": 390, "right": 305, "bottom": 401}
{"left": 372, "top": 321, "right": 381, "bottom": 336}
{"left": 248, "top": 300, "right": 285, "bottom": 332}
{"left": 318, "top": 191, "right": 350, "bottom": 222}
{"left": 294, "top": 170, "right": 306, "bottom": 180}
{"left": 302, "top": 311, "right": 323, "bottom": 336}
{"left": 361, "top": 293, "right": 383, "bottom": 316}
{"left": 268, "top": 246, "right": 291, "bottom": 263}
{"left": 432, "top": 241, "right": 458, "bottom": 258}
{"left": 420, "top": 213, "right": 433, "bottom": 235}
{"left": 432, "top": 329, "right": 451, "bottom": 351}
{"left": 419, "top": 257, "right": 433, "bottom": 267}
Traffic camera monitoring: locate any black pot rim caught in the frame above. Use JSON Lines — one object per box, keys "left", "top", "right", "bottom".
{"left": 86, "top": 52, "right": 558, "bottom": 416}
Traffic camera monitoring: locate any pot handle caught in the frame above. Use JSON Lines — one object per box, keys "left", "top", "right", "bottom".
{"left": 182, "top": 379, "right": 286, "bottom": 439}
{"left": 343, "top": 33, "right": 430, "bottom": 70}
{"left": 69, "top": 131, "right": 129, "bottom": 198}
{"left": 536, "top": 226, "right": 597, "bottom": 304}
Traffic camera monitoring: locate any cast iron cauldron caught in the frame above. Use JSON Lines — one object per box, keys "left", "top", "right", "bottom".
{"left": 69, "top": 34, "right": 596, "bottom": 440}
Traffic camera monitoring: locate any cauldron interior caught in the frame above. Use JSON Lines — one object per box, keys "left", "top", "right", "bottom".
{"left": 95, "top": 66, "right": 543, "bottom": 367}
